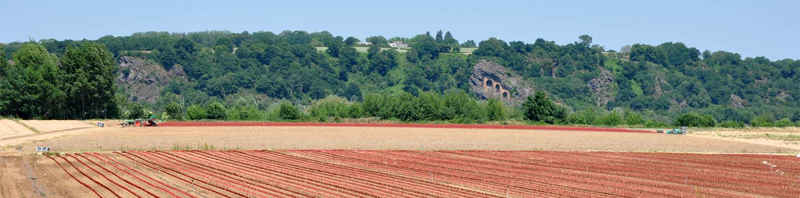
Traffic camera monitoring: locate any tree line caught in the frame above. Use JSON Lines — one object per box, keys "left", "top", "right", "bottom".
{"left": 2, "top": 29, "right": 799, "bottom": 128}
{"left": 0, "top": 43, "right": 119, "bottom": 119}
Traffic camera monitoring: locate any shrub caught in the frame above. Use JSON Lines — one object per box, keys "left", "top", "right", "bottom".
{"left": 164, "top": 103, "right": 183, "bottom": 120}
{"left": 623, "top": 110, "right": 644, "bottom": 126}
{"left": 395, "top": 92, "right": 420, "bottom": 121}
{"left": 206, "top": 102, "right": 227, "bottom": 120}
{"left": 719, "top": 121, "right": 745, "bottom": 128}
{"left": 186, "top": 105, "right": 206, "bottom": 120}
{"left": 775, "top": 118, "right": 794, "bottom": 127}
{"left": 127, "top": 103, "right": 145, "bottom": 119}
{"left": 644, "top": 119, "right": 668, "bottom": 128}
{"left": 227, "top": 106, "right": 264, "bottom": 120}
{"left": 699, "top": 114, "right": 717, "bottom": 127}
{"left": 278, "top": 102, "right": 301, "bottom": 120}
{"left": 750, "top": 115, "right": 775, "bottom": 127}
{"left": 486, "top": 98, "right": 506, "bottom": 121}
{"left": 442, "top": 90, "right": 480, "bottom": 121}
{"left": 599, "top": 111, "right": 623, "bottom": 126}
{"left": 417, "top": 92, "right": 445, "bottom": 121}
{"left": 522, "top": 91, "right": 566, "bottom": 124}
{"left": 566, "top": 109, "right": 599, "bottom": 125}
{"left": 347, "top": 104, "right": 362, "bottom": 118}
{"left": 361, "top": 93, "right": 384, "bottom": 117}
{"left": 308, "top": 95, "right": 350, "bottom": 119}
{"left": 674, "top": 113, "right": 716, "bottom": 127}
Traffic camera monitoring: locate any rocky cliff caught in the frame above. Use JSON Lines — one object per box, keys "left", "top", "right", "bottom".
{"left": 116, "top": 56, "right": 186, "bottom": 103}
{"left": 587, "top": 69, "right": 614, "bottom": 107}
{"left": 469, "top": 60, "right": 535, "bottom": 104}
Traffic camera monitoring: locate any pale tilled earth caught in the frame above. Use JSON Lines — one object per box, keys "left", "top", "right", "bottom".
{"left": 10, "top": 126, "right": 798, "bottom": 154}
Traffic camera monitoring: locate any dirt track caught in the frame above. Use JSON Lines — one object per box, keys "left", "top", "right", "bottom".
{"left": 18, "top": 126, "right": 797, "bottom": 153}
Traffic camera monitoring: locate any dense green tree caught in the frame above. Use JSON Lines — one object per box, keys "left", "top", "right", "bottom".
{"left": 407, "top": 34, "right": 439, "bottom": 62}
{"left": 486, "top": 98, "right": 506, "bottom": 121}
{"left": 674, "top": 113, "right": 716, "bottom": 127}
{"left": 365, "top": 36, "right": 388, "bottom": 47}
{"left": 186, "top": 104, "right": 207, "bottom": 120}
{"left": 435, "top": 30, "right": 444, "bottom": 42}
{"left": 3, "top": 43, "right": 65, "bottom": 119}
{"left": 460, "top": 40, "right": 476, "bottom": 48}
{"left": 344, "top": 37, "right": 360, "bottom": 46}
{"left": 339, "top": 46, "right": 360, "bottom": 72}
{"left": 60, "top": 42, "right": 120, "bottom": 119}
{"left": 127, "top": 103, "right": 146, "bottom": 119}
{"left": 326, "top": 40, "right": 342, "bottom": 57}
{"left": 164, "top": 103, "right": 183, "bottom": 120}
{"left": 369, "top": 49, "right": 398, "bottom": 76}
{"left": 206, "top": 102, "right": 227, "bottom": 119}
{"left": 523, "top": 91, "right": 566, "bottom": 124}
{"left": 278, "top": 102, "right": 301, "bottom": 120}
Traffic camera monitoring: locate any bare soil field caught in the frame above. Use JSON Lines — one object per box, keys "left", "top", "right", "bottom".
{"left": 16, "top": 126, "right": 797, "bottom": 153}
{"left": 0, "top": 119, "right": 34, "bottom": 139}
{"left": 19, "top": 120, "right": 94, "bottom": 133}
{"left": 1, "top": 120, "right": 102, "bottom": 150}
{"left": 690, "top": 128, "right": 800, "bottom": 151}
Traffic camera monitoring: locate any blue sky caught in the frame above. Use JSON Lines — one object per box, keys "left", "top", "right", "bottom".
{"left": 1, "top": 0, "right": 798, "bottom": 60}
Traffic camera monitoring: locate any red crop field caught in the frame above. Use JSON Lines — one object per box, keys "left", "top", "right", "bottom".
{"left": 48, "top": 150, "right": 800, "bottom": 197}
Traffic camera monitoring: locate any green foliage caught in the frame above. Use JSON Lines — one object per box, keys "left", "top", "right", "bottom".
{"left": 227, "top": 105, "right": 264, "bottom": 120}
{"left": 598, "top": 111, "right": 623, "bottom": 126}
{"left": 674, "top": 113, "right": 717, "bottom": 127}
{"left": 347, "top": 103, "right": 362, "bottom": 118}
{"left": 186, "top": 105, "right": 207, "bottom": 120}
{"left": 623, "top": 110, "right": 644, "bottom": 125}
{"left": 205, "top": 102, "right": 227, "bottom": 120}
{"left": 127, "top": 103, "right": 145, "bottom": 119}
{"left": 644, "top": 120, "right": 669, "bottom": 128}
{"left": 775, "top": 118, "right": 794, "bottom": 127}
{"left": 566, "top": 108, "right": 600, "bottom": 125}
{"left": 278, "top": 102, "right": 301, "bottom": 120}
{"left": 719, "top": 121, "right": 745, "bottom": 128}
{"left": 164, "top": 103, "right": 183, "bottom": 120}
{"left": 523, "top": 91, "right": 566, "bottom": 124}
{"left": 4, "top": 30, "right": 799, "bottom": 127}
{"left": 486, "top": 98, "right": 506, "bottom": 121}
{"left": 2, "top": 43, "right": 64, "bottom": 119}
{"left": 308, "top": 95, "right": 351, "bottom": 119}
{"left": 750, "top": 115, "right": 775, "bottom": 127}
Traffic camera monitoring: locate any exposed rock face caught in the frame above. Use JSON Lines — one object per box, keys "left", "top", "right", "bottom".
{"left": 776, "top": 91, "right": 791, "bottom": 102}
{"left": 587, "top": 69, "right": 614, "bottom": 107}
{"left": 117, "top": 56, "right": 186, "bottom": 103}
{"left": 730, "top": 94, "right": 746, "bottom": 107}
{"left": 469, "top": 60, "right": 535, "bottom": 104}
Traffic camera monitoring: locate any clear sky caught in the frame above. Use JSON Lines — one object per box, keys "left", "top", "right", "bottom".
{"left": 1, "top": 0, "right": 798, "bottom": 60}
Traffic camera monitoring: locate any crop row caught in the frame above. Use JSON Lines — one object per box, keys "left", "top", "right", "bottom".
{"left": 49, "top": 150, "right": 800, "bottom": 198}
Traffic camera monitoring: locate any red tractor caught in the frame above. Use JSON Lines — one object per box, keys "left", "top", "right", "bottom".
{"left": 122, "top": 115, "right": 158, "bottom": 127}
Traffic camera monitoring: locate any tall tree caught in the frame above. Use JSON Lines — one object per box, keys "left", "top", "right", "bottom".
{"left": 344, "top": 37, "right": 360, "bottom": 46}
{"left": 6, "top": 43, "right": 65, "bottom": 119}
{"left": 523, "top": 91, "right": 566, "bottom": 124}
{"left": 61, "top": 42, "right": 120, "bottom": 119}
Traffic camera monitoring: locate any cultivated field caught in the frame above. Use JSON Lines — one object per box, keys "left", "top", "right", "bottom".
{"left": 0, "top": 119, "right": 34, "bottom": 139}
{"left": 3, "top": 150, "right": 799, "bottom": 197}
{"left": 18, "top": 120, "right": 94, "bottom": 133}
{"left": 17, "top": 126, "right": 797, "bottom": 153}
{"left": 0, "top": 120, "right": 100, "bottom": 150}
{"left": 3, "top": 121, "right": 800, "bottom": 197}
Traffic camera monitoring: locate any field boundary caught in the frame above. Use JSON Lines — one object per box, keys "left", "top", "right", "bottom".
{"left": 158, "top": 122, "right": 653, "bottom": 133}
